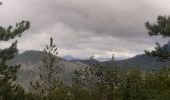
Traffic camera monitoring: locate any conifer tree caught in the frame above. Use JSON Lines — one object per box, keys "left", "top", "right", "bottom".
{"left": 145, "top": 15, "right": 170, "bottom": 61}
{"left": 30, "top": 38, "right": 61, "bottom": 100}
{"left": 0, "top": 3, "right": 30, "bottom": 100}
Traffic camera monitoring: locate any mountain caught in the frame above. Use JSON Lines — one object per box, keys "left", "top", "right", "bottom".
{"left": 9, "top": 50, "right": 45, "bottom": 64}
{"left": 162, "top": 41, "right": 170, "bottom": 51}
{"left": 8, "top": 41, "right": 170, "bottom": 90}
{"left": 62, "top": 55, "right": 79, "bottom": 61}
{"left": 8, "top": 50, "right": 87, "bottom": 91}
{"left": 70, "top": 59, "right": 97, "bottom": 65}
{"left": 104, "top": 41, "right": 170, "bottom": 70}
{"left": 115, "top": 54, "right": 170, "bottom": 70}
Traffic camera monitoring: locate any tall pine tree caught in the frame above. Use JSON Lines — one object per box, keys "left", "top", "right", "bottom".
{"left": 30, "top": 38, "right": 61, "bottom": 100}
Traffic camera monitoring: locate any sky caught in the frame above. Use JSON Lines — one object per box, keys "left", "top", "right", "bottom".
{"left": 0, "top": 0, "right": 170, "bottom": 59}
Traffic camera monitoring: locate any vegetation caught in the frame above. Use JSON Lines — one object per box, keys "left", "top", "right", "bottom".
{"left": 145, "top": 15, "right": 170, "bottom": 61}
{"left": 0, "top": 3, "right": 30, "bottom": 99}
{"left": 0, "top": 2, "right": 170, "bottom": 100}
{"left": 26, "top": 38, "right": 170, "bottom": 100}
{"left": 30, "top": 38, "right": 68, "bottom": 100}
{"left": 71, "top": 62, "right": 170, "bottom": 100}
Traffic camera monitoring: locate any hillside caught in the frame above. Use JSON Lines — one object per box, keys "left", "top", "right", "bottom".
{"left": 8, "top": 42, "right": 170, "bottom": 91}
{"left": 8, "top": 50, "right": 87, "bottom": 91}
{"left": 104, "top": 41, "right": 170, "bottom": 70}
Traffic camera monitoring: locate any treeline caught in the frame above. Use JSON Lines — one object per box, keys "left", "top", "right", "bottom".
{"left": 71, "top": 64, "right": 170, "bottom": 100}
{"left": 2, "top": 58, "right": 170, "bottom": 100}
{"left": 29, "top": 61, "right": 170, "bottom": 100}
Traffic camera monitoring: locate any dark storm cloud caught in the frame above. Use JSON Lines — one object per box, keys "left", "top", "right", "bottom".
{"left": 0, "top": 0, "right": 170, "bottom": 59}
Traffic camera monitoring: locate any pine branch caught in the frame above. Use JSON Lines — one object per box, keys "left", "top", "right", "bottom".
{"left": 0, "top": 21, "right": 30, "bottom": 41}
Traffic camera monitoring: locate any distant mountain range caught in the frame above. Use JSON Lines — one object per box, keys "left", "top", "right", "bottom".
{"left": 62, "top": 55, "right": 79, "bottom": 61}
{"left": 70, "top": 54, "right": 170, "bottom": 70}
{"left": 68, "top": 41, "right": 170, "bottom": 70}
{"left": 113, "top": 41, "right": 170, "bottom": 70}
{"left": 63, "top": 55, "right": 112, "bottom": 62}
{"left": 7, "top": 41, "right": 170, "bottom": 91}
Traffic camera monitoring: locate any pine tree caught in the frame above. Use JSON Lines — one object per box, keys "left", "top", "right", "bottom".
{"left": 145, "top": 15, "right": 170, "bottom": 61}
{"left": 0, "top": 3, "right": 30, "bottom": 100}
{"left": 30, "top": 38, "right": 61, "bottom": 100}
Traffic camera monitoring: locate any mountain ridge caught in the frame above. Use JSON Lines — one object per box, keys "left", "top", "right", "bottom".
{"left": 8, "top": 41, "right": 170, "bottom": 91}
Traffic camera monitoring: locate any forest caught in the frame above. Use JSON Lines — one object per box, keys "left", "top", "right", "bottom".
{"left": 0, "top": 1, "right": 170, "bottom": 100}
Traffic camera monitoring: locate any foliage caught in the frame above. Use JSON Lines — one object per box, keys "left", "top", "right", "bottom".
{"left": 72, "top": 60, "right": 170, "bottom": 100}
{"left": 1, "top": 3, "right": 170, "bottom": 99}
{"left": 0, "top": 4, "right": 30, "bottom": 99}
{"left": 145, "top": 15, "right": 170, "bottom": 61}
{"left": 30, "top": 38, "right": 70, "bottom": 100}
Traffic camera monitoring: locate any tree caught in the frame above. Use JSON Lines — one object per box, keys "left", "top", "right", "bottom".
{"left": 145, "top": 15, "right": 170, "bottom": 61}
{"left": 72, "top": 57, "right": 124, "bottom": 100}
{"left": 30, "top": 38, "right": 62, "bottom": 100}
{"left": 0, "top": 3, "right": 30, "bottom": 99}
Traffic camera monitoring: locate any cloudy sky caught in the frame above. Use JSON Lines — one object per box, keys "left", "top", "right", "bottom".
{"left": 0, "top": 0, "right": 170, "bottom": 59}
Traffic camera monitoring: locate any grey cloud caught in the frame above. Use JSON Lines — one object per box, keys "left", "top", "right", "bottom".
{"left": 0, "top": 0, "right": 170, "bottom": 59}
